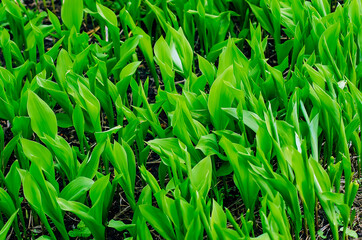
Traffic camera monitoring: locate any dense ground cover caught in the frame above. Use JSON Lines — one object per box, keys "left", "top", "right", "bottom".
{"left": 0, "top": 0, "right": 361, "bottom": 239}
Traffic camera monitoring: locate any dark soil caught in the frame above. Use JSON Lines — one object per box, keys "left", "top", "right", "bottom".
{"left": 0, "top": 120, "right": 12, "bottom": 146}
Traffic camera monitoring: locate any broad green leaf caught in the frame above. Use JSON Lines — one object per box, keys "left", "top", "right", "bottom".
{"left": 78, "top": 142, "right": 105, "bottom": 179}
{"left": 1, "top": 134, "right": 20, "bottom": 171}
{"left": 57, "top": 198, "right": 105, "bottom": 240}
{"left": 73, "top": 104, "right": 85, "bottom": 151}
{"left": 139, "top": 165, "right": 161, "bottom": 194}
{"left": 60, "top": 177, "right": 94, "bottom": 201}
{"left": 11, "top": 116, "right": 32, "bottom": 139}
{"left": 117, "top": 61, "right": 142, "bottom": 97}
{"left": 78, "top": 82, "right": 101, "bottom": 132}
{"left": 198, "top": 55, "right": 216, "bottom": 85}
{"left": 61, "top": 0, "right": 83, "bottom": 32}
{"left": 108, "top": 220, "right": 135, "bottom": 233}
{"left": 196, "top": 134, "right": 227, "bottom": 160}
{"left": 139, "top": 205, "right": 176, "bottom": 240}
{"left": 0, "top": 188, "right": 17, "bottom": 219}
{"left": 148, "top": 138, "right": 187, "bottom": 164}
{"left": 0, "top": 210, "right": 18, "bottom": 240}
{"left": 21, "top": 138, "right": 57, "bottom": 190}
{"left": 220, "top": 137, "right": 259, "bottom": 215}
{"left": 112, "top": 35, "right": 142, "bottom": 74}
{"left": 48, "top": 10, "right": 61, "bottom": 36}
{"left": 208, "top": 66, "right": 236, "bottom": 130}
{"left": 27, "top": 91, "right": 57, "bottom": 139}
{"left": 96, "top": 2, "right": 117, "bottom": 26}
{"left": 18, "top": 169, "right": 58, "bottom": 239}
{"left": 190, "top": 157, "right": 212, "bottom": 199}
{"left": 89, "top": 175, "right": 112, "bottom": 223}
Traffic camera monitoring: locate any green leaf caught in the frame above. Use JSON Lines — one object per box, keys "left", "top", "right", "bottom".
{"left": 48, "top": 10, "right": 61, "bottom": 36}
{"left": 78, "top": 142, "right": 105, "bottom": 179}
{"left": 317, "top": 229, "right": 327, "bottom": 239}
{"left": 69, "top": 226, "right": 91, "bottom": 238}
{"left": 154, "top": 36, "right": 175, "bottom": 91}
{"left": 57, "top": 198, "right": 105, "bottom": 240}
{"left": 313, "top": 84, "right": 341, "bottom": 127}
{"left": 248, "top": 3, "right": 273, "bottom": 34}
{"left": 139, "top": 205, "right": 176, "bottom": 240}
{"left": 0, "top": 188, "right": 17, "bottom": 219}
{"left": 117, "top": 61, "right": 142, "bottom": 97}
{"left": 78, "top": 82, "right": 101, "bottom": 132}
{"left": 190, "top": 157, "right": 212, "bottom": 199}
{"left": 43, "top": 135, "right": 76, "bottom": 181}
{"left": 211, "top": 200, "right": 227, "bottom": 237}
{"left": 196, "top": 134, "right": 226, "bottom": 160}
{"left": 0, "top": 210, "right": 18, "bottom": 240}
{"left": 89, "top": 175, "right": 112, "bottom": 223}
{"left": 198, "top": 55, "right": 216, "bottom": 85}
{"left": 139, "top": 165, "right": 161, "bottom": 194}
{"left": 220, "top": 137, "right": 259, "bottom": 215}
{"left": 11, "top": 116, "right": 32, "bottom": 139}
{"left": 167, "top": 27, "right": 193, "bottom": 80}
{"left": 61, "top": 0, "right": 83, "bottom": 32}
{"left": 36, "top": 236, "right": 53, "bottom": 240}
{"left": 312, "top": 0, "right": 330, "bottom": 17}
{"left": 112, "top": 35, "right": 142, "bottom": 74}
{"left": 17, "top": 168, "right": 58, "bottom": 239}
{"left": 96, "top": 2, "right": 117, "bottom": 26}
{"left": 208, "top": 66, "right": 236, "bottom": 130}
{"left": 148, "top": 138, "right": 187, "bottom": 164}
{"left": 60, "top": 177, "right": 94, "bottom": 201}
{"left": 1, "top": 134, "right": 20, "bottom": 171}
{"left": 185, "top": 215, "right": 202, "bottom": 240}
{"left": 73, "top": 104, "right": 85, "bottom": 151}
{"left": 108, "top": 220, "right": 135, "bottom": 233}
{"left": 341, "top": 227, "right": 358, "bottom": 239}
{"left": 27, "top": 91, "right": 57, "bottom": 139}
{"left": 21, "top": 138, "right": 57, "bottom": 189}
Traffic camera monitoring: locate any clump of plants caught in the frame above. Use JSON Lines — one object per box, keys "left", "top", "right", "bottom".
{"left": 0, "top": 0, "right": 361, "bottom": 239}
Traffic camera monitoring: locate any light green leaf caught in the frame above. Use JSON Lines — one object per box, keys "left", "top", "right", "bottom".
{"left": 139, "top": 205, "right": 176, "bottom": 240}
{"left": 27, "top": 91, "right": 57, "bottom": 139}
{"left": 0, "top": 210, "right": 18, "bottom": 240}
{"left": 190, "top": 157, "right": 212, "bottom": 198}
{"left": 208, "top": 66, "right": 235, "bottom": 130}
{"left": 61, "top": 0, "right": 83, "bottom": 32}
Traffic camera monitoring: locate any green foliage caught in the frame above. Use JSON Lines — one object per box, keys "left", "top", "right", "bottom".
{"left": 0, "top": 0, "right": 360, "bottom": 240}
